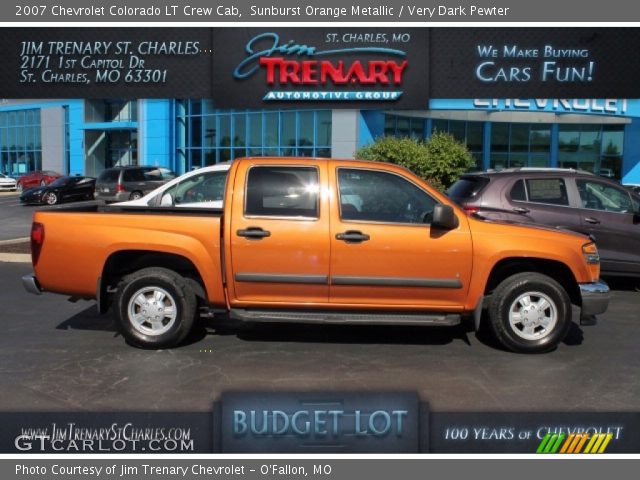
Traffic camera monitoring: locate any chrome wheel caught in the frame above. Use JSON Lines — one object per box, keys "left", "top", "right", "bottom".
{"left": 45, "top": 192, "right": 58, "bottom": 205}
{"left": 127, "top": 286, "right": 178, "bottom": 336}
{"left": 508, "top": 291, "right": 558, "bottom": 341}
{"left": 17, "top": 183, "right": 23, "bottom": 193}
{"left": 130, "top": 191, "right": 143, "bottom": 200}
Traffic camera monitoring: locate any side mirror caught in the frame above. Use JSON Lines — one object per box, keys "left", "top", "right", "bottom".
{"left": 160, "top": 193, "right": 173, "bottom": 206}
{"left": 431, "top": 204, "right": 459, "bottom": 230}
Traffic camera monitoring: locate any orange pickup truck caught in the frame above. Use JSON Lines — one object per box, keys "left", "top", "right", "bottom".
{"left": 22, "top": 157, "right": 609, "bottom": 353}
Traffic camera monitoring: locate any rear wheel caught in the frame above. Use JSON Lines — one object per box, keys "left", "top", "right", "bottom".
{"left": 129, "top": 191, "right": 143, "bottom": 200}
{"left": 44, "top": 192, "right": 58, "bottom": 205}
{"left": 114, "top": 267, "right": 197, "bottom": 349}
{"left": 488, "top": 272, "right": 572, "bottom": 353}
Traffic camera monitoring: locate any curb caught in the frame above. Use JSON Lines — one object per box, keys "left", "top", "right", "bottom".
{"left": 0, "top": 237, "right": 29, "bottom": 245}
{"left": 0, "top": 253, "right": 31, "bottom": 263}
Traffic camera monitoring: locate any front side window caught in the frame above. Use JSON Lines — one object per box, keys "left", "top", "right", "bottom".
{"left": 576, "top": 179, "right": 633, "bottom": 213}
{"left": 161, "top": 170, "right": 227, "bottom": 206}
{"left": 245, "top": 166, "right": 319, "bottom": 218}
{"left": 337, "top": 168, "right": 436, "bottom": 224}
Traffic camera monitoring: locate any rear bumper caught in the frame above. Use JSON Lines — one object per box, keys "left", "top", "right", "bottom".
{"left": 579, "top": 280, "right": 610, "bottom": 316}
{"left": 22, "top": 275, "right": 42, "bottom": 295}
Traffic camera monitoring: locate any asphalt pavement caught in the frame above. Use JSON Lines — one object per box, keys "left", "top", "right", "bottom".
{"left": 0, "top": 193, "right": 31, "bottom": 241}
{"left": 1, "top": 261, "right": 639, "bottom": 413}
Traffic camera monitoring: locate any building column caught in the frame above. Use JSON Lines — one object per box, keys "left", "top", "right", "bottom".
{"left": 331, "top": 110, "right": 360, "bottom": 159}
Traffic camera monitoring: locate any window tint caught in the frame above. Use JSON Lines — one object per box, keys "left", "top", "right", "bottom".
{"left": 163, "top": 170, "right": 227, "bottom": 205}
{"left": 245, "top": 166, "right": 319, "bottom": 217}
{"left": 446, "top": 176, "right": 490, "bottom": 200}
{"left": 338, "top": 168, "right": 437, "bottom": 224}
{"left": 98, "top": 169, "right": 120, "bottom": 182}
{"left": 577, "top": 180, "right": 633, "bottom": 213}
{"left": 142, "top": 168, "right": 163, "bottom": 181}
{"left": 524, "top": 178, "right": 569, "bottom": 206}
{"left": 123, "top": 169, "right": 145, "bottom": 182}
{"left": 510, "top": 179, "right": 526, "bottom": 201}
{"left": 159, "top": 168, "right": 176, "bottom": 180}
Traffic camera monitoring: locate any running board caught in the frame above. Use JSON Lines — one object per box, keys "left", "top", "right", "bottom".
{"left": 230, "top": 309, "right": 461, "bottom": 326}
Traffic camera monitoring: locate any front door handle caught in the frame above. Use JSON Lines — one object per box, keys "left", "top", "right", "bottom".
{"left": 336, "top": 230, "right": 370, "bottom": 243}
{"left": 513, "top": 207, "right": 530, "bottom": 214}
{"left": 237, "top": 227, "right": 271, "bottom": 239}
{"left": 584, "top": 217, "right": 601, "bottom": 225}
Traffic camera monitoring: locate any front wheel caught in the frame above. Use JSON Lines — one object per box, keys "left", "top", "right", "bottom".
{"left": 16, "top": 183, "right": 23, "bottom": 193}
{"left": 488, "top": 272, "right": 572, "bottom": 353}
{"left": 114, "top": 267, "right": 197, "bottom": 349}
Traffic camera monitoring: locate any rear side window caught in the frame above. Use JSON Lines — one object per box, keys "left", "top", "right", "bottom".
{"left": 123, "top": 169, "right": 146, "bottom": 182}
{"left": 142, "top": 168, "right": 163, "bottom": 181}
{"left": 98, "top": 170, "right": 120, "bottom": 182}
{"left": 446, "top": 176, "right": 490, "bottom": 200}
{"left": 509, "top": 180, "right": 527, "bottom": 201}
{"left": 245, "top": 166, "right": 319, "bottom": 218}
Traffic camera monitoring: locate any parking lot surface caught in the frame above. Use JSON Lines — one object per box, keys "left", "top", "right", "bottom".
{"left": 1, "top": 261, "right": 639, "bottom": 412}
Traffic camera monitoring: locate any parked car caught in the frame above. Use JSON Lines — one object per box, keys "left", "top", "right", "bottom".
{"left": 446, "top": 168, "right": 640, "bottom": 277}
{"left": 95, "top": 166, "right": 176, "bottom": 203}
{"left": 16, "top": 170, "right": 63, "bottom": 192}
{"left": 114, "top": 163, "right": 230, "bottom": 209}
{"left": 624, "top": 183, "right": 640, "bottom": 195}
{"left": 0, "top": 173, "right": 17, "bottom": 191}
{"left": 20, "top": 176, "right": 96, "bottom": 205}
{"left": 23, "top": 158, "right": 608, "bottom": 353}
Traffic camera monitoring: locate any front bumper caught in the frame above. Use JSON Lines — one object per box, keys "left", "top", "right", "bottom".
{"left": 579, "top": 280, "right": 610, "bottom": 316}
{"left": 22, "top": 275, "right": 42, "bottom": 295}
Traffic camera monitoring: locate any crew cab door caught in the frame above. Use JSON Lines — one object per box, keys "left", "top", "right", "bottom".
{"left": 228, "top": 161, "right": 330, "bottom": 304}
{"left": 329, "top": 166, "right": 472, "bottom": 308}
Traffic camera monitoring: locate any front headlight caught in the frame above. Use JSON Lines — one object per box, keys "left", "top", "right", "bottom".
{"left": 582, "top": 242, "right": 600, "bottom": 264}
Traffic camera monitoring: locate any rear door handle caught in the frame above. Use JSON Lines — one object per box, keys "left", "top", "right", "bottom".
{"left": 336, "top": 230, "right": 370, "bottom": 243}
{"left": 584, "top": 217, "right": 601, "bottom": 225}
{"left": 512, "top": 207, "right": 530, "bottom": 214}
{"left": 237, "top": 227, "right": 271, "bottom": 239}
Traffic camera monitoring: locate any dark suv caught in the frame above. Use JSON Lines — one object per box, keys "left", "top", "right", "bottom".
{"left": 447, "top": 168, "right": 640, "bottom": 277}
{"left": 95, "top": 166, "right": 176, "bottom": 203}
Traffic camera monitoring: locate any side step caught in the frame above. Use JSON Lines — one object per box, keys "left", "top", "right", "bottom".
{"left": 230, "top": 309, "right": 461, "bottom": 326}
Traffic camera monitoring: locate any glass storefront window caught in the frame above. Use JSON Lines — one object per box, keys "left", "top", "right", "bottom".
{"left": 179, "top": 102, "right": 332, "bottom": 170}
{"left": 0, "top": 108, "right": 41, "bottom": 175}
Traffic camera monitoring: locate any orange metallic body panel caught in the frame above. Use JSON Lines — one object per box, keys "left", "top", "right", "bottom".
{"left": 33, "top": 211, "right": 226, "bottom": 306}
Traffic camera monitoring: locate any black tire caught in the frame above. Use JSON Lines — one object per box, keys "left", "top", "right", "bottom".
{"left": 114, "top": 267, "right": 197, "bottom": 349}
{"left": 488, "top": 272, "right": 572, "bottom": 353}
{"left": 129, "top": 191, "right": 143, "bottom": 200}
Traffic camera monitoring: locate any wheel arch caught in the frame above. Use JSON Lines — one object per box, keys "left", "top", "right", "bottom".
{"left": 99, "top": 250, "right": 209, "bottom": 314}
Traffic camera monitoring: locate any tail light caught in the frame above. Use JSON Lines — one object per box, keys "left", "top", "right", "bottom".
{"left": 116, "top": 184, "right": 125, "bottom": 193}
{"left": 30, "top": 222, "right": 45, "bottom": 266}
{"left": 463, "top": 205, "right": 480, "bottom": 215}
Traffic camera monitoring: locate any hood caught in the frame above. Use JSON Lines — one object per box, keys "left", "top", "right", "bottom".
{"left": 21, "top": 187, "right": 46, "bottom": 196}
{"left": 0, "top": 177, "right": 16, "bottom": 183}
{"left": 471, "top": 215, "right": 590, "bottom": 241}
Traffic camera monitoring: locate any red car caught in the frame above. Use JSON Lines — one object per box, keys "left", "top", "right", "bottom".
{"left": 16, "top": 170, "right": 63, "bottom": 192}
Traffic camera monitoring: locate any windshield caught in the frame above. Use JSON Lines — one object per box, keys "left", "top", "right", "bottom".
{"left": 49, "top": 177, "right": 73, "bottom": 187}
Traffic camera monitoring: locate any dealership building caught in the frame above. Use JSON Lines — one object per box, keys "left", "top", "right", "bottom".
{"left": 1, "top": 98, "right": 640, "bottom": 184}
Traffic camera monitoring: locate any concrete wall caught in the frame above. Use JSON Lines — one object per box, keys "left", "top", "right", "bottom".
{"left": 331, "top": 110, "right": 359, "bottom": 159}
{"left": 40, "top": 107, "right": 65, "bottom": 174}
